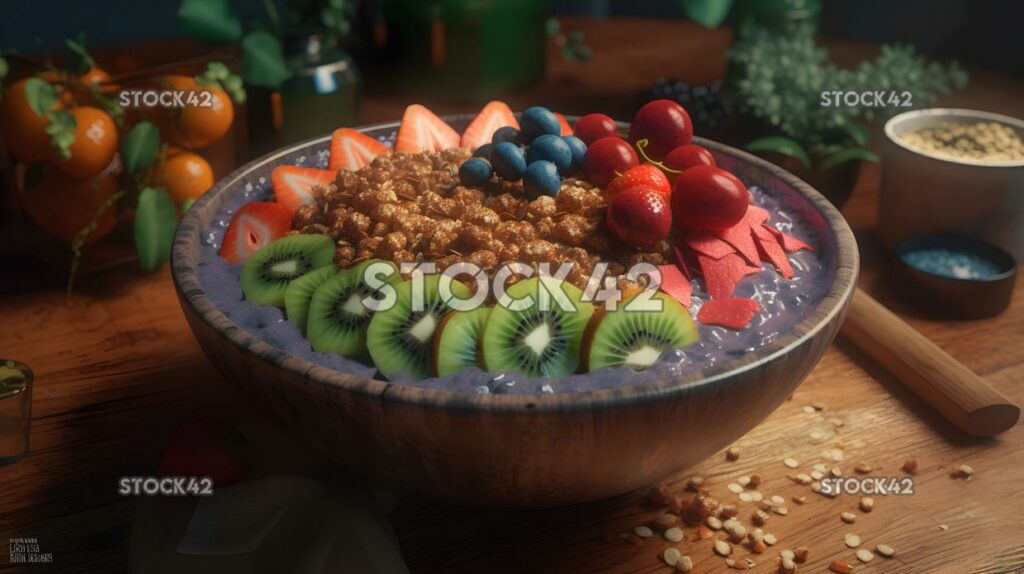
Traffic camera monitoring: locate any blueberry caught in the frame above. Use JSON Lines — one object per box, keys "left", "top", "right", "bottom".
{"left": 490, "top": 142, "right": 527, "bottom": 181}
{"left": 562, "top": 135, "right": 587, "bottom": 175}
{"left": 473, "top": 143, "right": 493, "bottom": 160}
{"left": 459, "top": 158, "right": 493, "bottom": 186}
{"left": 491, "top": 126, "right": 520, "bottom": 145}
{"left": 523, "top": 160, "right": 562, "bottom": 198}
{"left": 519, "top": 106, "right": 561, "bottom": 143}
{"left": 526, "top": 134, "right": 573, "bottom": 174}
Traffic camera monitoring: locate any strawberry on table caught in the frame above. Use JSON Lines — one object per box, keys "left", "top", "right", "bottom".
{"left": 271, "top": 165, "right": 337, "bottom": 210}
{"left": 328, "top": 128, "right": 390, "bottom": 172}
{"left": 460, "top": 101, "right": 519, "bottom": 150}
{"left": 395, "top": 104, "right": 460, "bottom": 153}
{"left": 219, "top": 201, "right": 293, "bottom": 264}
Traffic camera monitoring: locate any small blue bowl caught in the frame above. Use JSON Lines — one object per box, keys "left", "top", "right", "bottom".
{"left": 895, "top": 235, "right": 1016, "bottom": 318}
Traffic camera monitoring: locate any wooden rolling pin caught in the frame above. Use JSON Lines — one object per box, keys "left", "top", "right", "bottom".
{"left": 841, "top": 289, "right": 1020, "bottom": 436}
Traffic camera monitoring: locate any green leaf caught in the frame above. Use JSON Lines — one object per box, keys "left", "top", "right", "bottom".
{"left": 120, "top": 121, "right": 160, "bottom": 174}
{"left": 819, "top": 147, "right": 880, "bottom": 172}
{"left": 134, "top": 187, "right": 179, "bottom": 272}
{"left": 178, "top": 0, "right": 243, "bottom": 45}
{"left": 746, "top": 136, "right": 811, "bottom": 168}
{"left": 65, "top": 34, "right": 96, "bottom": 75}
{"left": 181, "top": 198, "right": 196, "bottom": 213}
{"left": 241, "top": 31, "right": 291, "bottom": 89}
{"left": 0, "top": 57, "right": 8, "bottom": 89}
{"left": 679, "top": 0, "right": 734, "bottom": 28}
{"left": 837, "top": 119, "right": 870, "bottom": 147}
{"left": 44, "top": 110, "right": 77, "bottom": 160}
{"left": 23, "top": 78, "right": 59, "bottom": 116}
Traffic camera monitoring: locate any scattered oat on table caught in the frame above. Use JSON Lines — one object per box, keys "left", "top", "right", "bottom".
{"left": 952, "top": 464, "right": 974, "bottom": 479}
{"left": 763, "top": 533, "right": 778, "bottom": 546}
{"left": 854, "top": 463, "right": 872, "bottom": 474}
{"left": 938, "top": 524, "right": 949, "bottom": 531}
{"left": 663, "top": 547, "right": 682, "bottom": 567}
{"left": 875, "top": 544, "right": 896, "bottom": 558}
{"left": 634, "top": 525, "right": 653, "bottom": 538}
{"left": 840, "top": 511, "right": 857, "bottom": 524}
{"left": 859, "top": 497, "right": 874, "bottom": 512}
{"left": 676, "top": 555, "right": 693, "bottom": 572}
{"left": 706, "top": 516, "right": 723, "bottom": 530}
{"left": 783, "top": 458, "right": 799, "bottom": 468}
{"left": 856, "top": 549, "right": 875, "bottom": 563}
{"left": 665, "top": 527, "right": 684, "bottom": 542}
{"left": 726, "top": 446, "right": 740, "bottom": 461}
{"left": 714, "top": 539, "right": 732, "bottom": 556}
{"left": 844, "top": 533, "right": 862, "bottom": 548}
{"left": 687, "top": 475, "right": 705, "bottom": 490}
{"left": 728, "top": 482, "right": 744, "bottom": 494}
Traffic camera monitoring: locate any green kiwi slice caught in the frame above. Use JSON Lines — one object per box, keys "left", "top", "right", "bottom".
{"left": 306, "top": 259, "right": 400, "bottom": 359}
{"left": 583, "top": 291, "right": 697, "bottom": 371}
{"left": 481, "top": 276, "right": 594, "bottom": 379}
{"left": 366, "top": 274, "right": 472, "bottom": 380}
{"left": 432, "top": 307, "right": 492, "bottom": 376}
{"left": 240, "top": 234, "right": 334, "bottom": 307}
{"left": 284, "top": 266, "right": 336, "bottom": 334}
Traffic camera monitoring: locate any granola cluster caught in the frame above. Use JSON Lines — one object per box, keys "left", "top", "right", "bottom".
{"left": 291, "top": 149, "right": 672, "bottom": 290}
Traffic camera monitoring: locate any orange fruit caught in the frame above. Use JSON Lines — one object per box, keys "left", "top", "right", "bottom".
{"left": 158, "top": 75, "right": 234, "bottom": 150}
{"left": 22, "top": 166, "right": 120, "bottom": 245}
{"left": 0, "top": 77, "right": 63, "bottom": 163}
{"left": 151, "top": 151, "right": 214, "bottom": 206}
{"left": 51, "top": 106, "right": 119, "bottom": 180}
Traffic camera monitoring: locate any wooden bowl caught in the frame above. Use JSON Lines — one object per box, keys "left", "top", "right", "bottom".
{"left": 171, "top": 117, "right": 858, "bottom": 509}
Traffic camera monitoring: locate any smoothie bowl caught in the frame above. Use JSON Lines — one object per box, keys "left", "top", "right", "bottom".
{"left": 171, "top": 102, "right": 857, "bottom": 508}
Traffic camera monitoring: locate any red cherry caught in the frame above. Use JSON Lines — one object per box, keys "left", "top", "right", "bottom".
{"left": 574, "top": 113, "right": 618, "bottom": 145}
{"left": 671, "top": 165, "right": 748, "bottom": 230}
{"left": 629, "top": 100, "right": 693, "bottom": 160}
{"left": 583, "top": 136, "right": 639, "bottom": 188}
{"left": 605, "top": 163, "right": 671, "bottom": 200}
{"left": 606, "top": 185, "right": 672, "bottom": 248}
{"left": 664, "top": 144, "right": 715, "bottom": 180}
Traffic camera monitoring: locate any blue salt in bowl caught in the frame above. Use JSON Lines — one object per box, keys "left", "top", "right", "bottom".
{"left": 894, "top": 235, "right": 1016, "bottom": 318}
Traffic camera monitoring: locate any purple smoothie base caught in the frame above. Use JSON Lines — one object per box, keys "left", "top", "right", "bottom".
{"left": 196, "top": 163, "right": 831, "bottom": 395}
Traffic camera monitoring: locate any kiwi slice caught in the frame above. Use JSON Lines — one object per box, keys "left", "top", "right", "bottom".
{"left": 583, "top": 292, "right": 698, "bottom": 371}
{"left": 433, "top": 307, "right": 492, "bottom": 376}
{"left": 481, "top": 276, "right": 594, "bottom": 379}
{"left": 284, "top": 266, "right": 335, "bottom": 334}
{"left": 241, "top": 234, "right": 334, "bottom": 307}
{"left": 366, "top": 274, "right": 472, "bottom": 380}
{"left": 306, "top": 259, "right": 399, "bottom": 358}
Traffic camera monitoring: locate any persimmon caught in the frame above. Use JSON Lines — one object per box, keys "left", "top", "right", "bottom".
{"left": 151, "top": 151, "right": 214, "bottom": 206}
{"left": 157, "top": 75, "right": 234, "bottom": 149}
{"left": 50, "top": 106, "right": 118, "bottom": 180}
{"left": 0, "top": 78, "right": 62, "bottom": 163}
{"left": 22, "top": 167, "right": 120, "bottom": 245}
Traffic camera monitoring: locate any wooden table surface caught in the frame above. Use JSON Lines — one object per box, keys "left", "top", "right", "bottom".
{"left": 2, "top": 18, "right": 1023, "bottom": 574}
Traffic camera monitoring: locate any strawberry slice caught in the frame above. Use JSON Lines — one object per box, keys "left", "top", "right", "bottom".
{"left": 460, "top": 101, "right": 519, "bottom": 150}
{"left": 395, "top": 104, "right": 461, "bottom": 153}
{"left": 697, "top": 298, "right": 761, "bottom": 330}
{"left": 271, "top": 166, "right": 336, "bottom": 211}
{"left": 697, "top": 252, "right": 760, "bottom": 299}
{"left": 752, "top": 225, "right": 795, "bottom": 279}
{"left": 555, "top": 112, "right": 574, "bottom": 136}
{"left": 328, "top": 128, "right": 390, "bottom": 172}
{"left": 219, "top": 202, "right": 293, "bottom": 264}
{"left": 766, "top": 226, "right": 815, "bottom": 253}
{"left": 658, "top": 264, "right": 692, "bottom": 309}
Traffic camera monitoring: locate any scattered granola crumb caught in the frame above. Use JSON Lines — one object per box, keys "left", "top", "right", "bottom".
{"left": 763, "top": 533, "right": 778, "bottom": 546}
{"left": 653, "top": 513, "right": 679, "bottom": 531}
{"left": 938, "top": 524, "right": 949, "bottom": 531}
{"left": 749, "top": 474, "right": 763, "bottom": 488}
{"left": 714, "top": 539, "right": 733, "bottom": 556}
{"left": 859, "top": 497, "right": 874, "bottom": 512}
{"left": 634, "top": 525, "right": 654, "bottom": 538}
{"left": 648, "top": 485, "right": 674, "bottom": 507}
{"left": 665, "top": 527, "right": 684, "bottom": 542}
{"left": 951, "top": 464, "right": 974, "bottom": 479}
{"left": 750, "top": 491, "right": 764, "bottom": 502}
{"left": 719, "top": 504, "right": 739, "bottom": 519}
{"left": 902, "top": 459, "right": 918, "bottom": 474}
{"left": 844, "top": 533, "right": 862, "bottom": 548}
{"left": 753, "top": 510, "right": 771, "bottom": 526}
{"left": 726, "top": 447, "right": 740, "bottom": 461}
{"left": 773, "top": 506, "right": 790, "bottom": 516}
{"left": 792, "top": 495, "right": 807, "bottom": 505}
{"left": 779, "top": 557, "right": 797, "bottom": 574}
{"left": 854, "top": 463, "right": 872, "bottom": 474}
{"left": 810, "top": 469, "right": 825, "bottom": 481}
{"left": 829, "top": 559, "right": 853, "bottom": 573}
{"left": 676, "top": 555, "right": 693, "bottom": 572}
{"left": 803, "top": 406, "right": 816, "bottom": 414}
{"left": 792, "top": 473, "right": 812, "bottom": 485}
{"left": 794, "top": 546, "right": 809, "bottom": 563}
{"left": 840, "top": 512, "right": 857, "bottom": 524}
{"left": 739, "top": 492, "right": 753, "bottom": 502}
{"left": 697, "top": 525, "right": 714, "bottom": 540}
{"left": 875, "top": 544, "right": 896, "bottom": 558}
{"left": 706, "top": 516, "right": 723, "bottom": 530}
{"left": 752, "top": 538, "right": 767, "bottom": 554}
{"left": 728, "top": 483, "right": 744, "bottom": 494}
{"left": 780, "top": 549, "right": 795, "bottom": 561}
{"left": 687, "top": 475, "right": 706, "bottom": 490}
{"left": 664, "top": 547, "right": 682, "bottom": 567}
{"left": 770, "top": 495, "right": 786, "bottom": 506}
{"left": 784, "top": 458, "right": 799, "bottom": 468}
{"left": 737, "top": 475, "right": 751, "bottom": 487}
{"left": 855, "top": 549, "right": 874, "bottom": 563}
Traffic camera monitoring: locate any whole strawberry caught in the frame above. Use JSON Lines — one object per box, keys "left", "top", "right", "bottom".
{"left": 606, "top": 185, "right": 672, "bottom": 248}
{"left": 605, "top": 164, "right": 671, "bottom": 200}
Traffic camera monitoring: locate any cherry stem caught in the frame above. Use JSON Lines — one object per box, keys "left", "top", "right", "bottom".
{"left": 634, "top": 138, "right": 681, "bottom": 176}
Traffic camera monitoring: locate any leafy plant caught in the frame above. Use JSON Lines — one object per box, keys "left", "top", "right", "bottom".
{"left": 729, "top": 20, "right": 967, "bottom": 171}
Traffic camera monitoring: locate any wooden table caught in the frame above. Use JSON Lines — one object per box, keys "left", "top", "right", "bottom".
{"left": 2, "top": 18, "right": 1023, "bottom": 574}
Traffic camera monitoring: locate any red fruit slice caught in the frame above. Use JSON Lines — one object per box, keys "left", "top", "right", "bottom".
{"left": 658, "top": 264, "right": 692, "bottom": 309}
{"left": 671, "top": 243, "right": 693, "bottom": 281}
{"left": 460, "top": 101, "right": 519, "bottom": 150}
{"left": 219, "top": 201, "right": 293, "bottom": 264}
{"left": 395, "top": 104, "right": 460, "bottom": 153}
{"left": 271, "top": 165, "right": 336, "bottom": 211}
{"left": 686, "top": 229, "right": 737, "bottom": 259}
{"left": 697, "top": 252, "right": 759, "bottom": 299}
{"left": 697, "top": 297, "right": 761, "bottom": 330}
{"left": 328, "top": 128, "right": 390, "bottom": 172}
{"left": 767, "top": 226, "right": 815, "bottom": 253}
{"left": 555, "top": 112, "right": 574, "bottom": 136}
{"left": 717, "top": 215, "right": 761, "bottom": 266}
{"left": 752, "top": 226, "right": 795, "bottom": 278}
{"left": 746, "top": 204, "right": 771, "bottom": 225}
